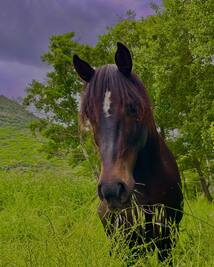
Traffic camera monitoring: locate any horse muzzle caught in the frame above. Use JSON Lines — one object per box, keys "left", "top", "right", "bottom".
{"left": 97, "top": 181, "right": 131, "bottom": 210}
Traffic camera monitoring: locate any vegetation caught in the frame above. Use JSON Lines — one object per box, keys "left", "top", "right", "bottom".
{"left": 0, "top": 95, "right": 36, "bottom": 128}
{"left": 0, "top": 0, "right": 213, "bottom": 266}
{"left": 24, "top": 0, "right": 213, "bottom": 201}
{"left": 0, "top": 124, "right": 213, "bottom": 266}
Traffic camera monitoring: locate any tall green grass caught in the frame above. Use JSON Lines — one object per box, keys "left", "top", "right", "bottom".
{"left": 0, "top": 127, "right": 213, "bottom": 266}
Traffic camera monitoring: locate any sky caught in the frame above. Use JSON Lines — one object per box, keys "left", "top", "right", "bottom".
{"left": 0, "top": 0, "right": 161, "bottom": 99}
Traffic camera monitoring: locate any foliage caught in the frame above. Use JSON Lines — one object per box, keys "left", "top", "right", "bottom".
{"left": 0, "top": 126, "right": 214, "bottom": 266}
{"left": 0, "top": 95, "right": 36, "bottom": 127}
{"left": 24, "top": 2, "right": 213, "bottom": 199}
{"left": 23, "top": 33, "right": 97, "bottom": 165}
{"left": 95, "top": 0, "right": 214, "bottom": 200}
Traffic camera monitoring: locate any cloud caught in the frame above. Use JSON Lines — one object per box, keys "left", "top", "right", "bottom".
{"left": 0, "top": 0, "right": 161, "bottom": 97}
{"left": 0, "top": 0, "right": 158, "bottom": 66}
{"left": 0, "top": 60, "right": 48, "bottom": 98}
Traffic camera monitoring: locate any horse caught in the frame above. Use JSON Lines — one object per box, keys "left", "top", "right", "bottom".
{"left": 73, "top": 42, "right": 183, "bottom": 264}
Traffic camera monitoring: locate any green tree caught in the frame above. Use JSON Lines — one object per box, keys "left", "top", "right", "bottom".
{"left": 24, "top": 32, "right": 98, "bottom": 175}
{"left": 94, "top": 0, "right": 213, "bottom": 201}
{"left": 24, "top": 1, "right": 213, "bottom": 200}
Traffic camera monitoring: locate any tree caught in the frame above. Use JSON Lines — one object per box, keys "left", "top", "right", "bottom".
{"left": 24, "top": 1, "right": 213, "bottom": 200}
{"left": 94, "top": 0, "right": 213, "bottom": 201}
{"left": 24, "top": 33, "right": 99, "bottom": 175}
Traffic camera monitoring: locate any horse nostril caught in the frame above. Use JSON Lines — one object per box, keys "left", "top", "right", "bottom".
{"left": 117, "top": 182, "right": 125, "bottom": 198}
{"left": 117, "top": 182, "right": 129, "bottom": 203}
{"left": 98, "top": 181, "right": 128, "bottom": 203}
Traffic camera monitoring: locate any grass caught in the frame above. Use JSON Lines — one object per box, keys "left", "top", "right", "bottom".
{"left": 0, "top": 126, "right": 214, "bottom": 266}
{"left": 0, "top": 96, "right": 36, "bottom": 128}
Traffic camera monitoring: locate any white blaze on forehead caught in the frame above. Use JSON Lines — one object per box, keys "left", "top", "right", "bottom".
{"left": 103, "top": 90, "right": 112, "bottom": 118}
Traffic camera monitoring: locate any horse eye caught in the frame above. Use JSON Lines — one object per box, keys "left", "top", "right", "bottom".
{"left": 126, "top": 104, "right": 137, "bottom": 116}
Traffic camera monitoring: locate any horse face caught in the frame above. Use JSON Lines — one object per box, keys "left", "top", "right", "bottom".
{"left": 95, "top": 103, "right": 145, "bottom": 210}
{"left": 73, "top": 43, "right": 148, "bottom": 210}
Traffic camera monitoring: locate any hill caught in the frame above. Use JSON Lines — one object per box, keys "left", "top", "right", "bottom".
{"left": 0, "top": 95, "right": 37, "bottom": 127}
{"left": 0, "top": 125, "right": 213, "bottom": 266}
{"left": 0, "top": 99, "right": 213, "bottom": 266}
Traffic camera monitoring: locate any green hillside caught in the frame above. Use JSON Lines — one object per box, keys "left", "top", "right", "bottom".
{"left": 0, "top": 95, "right": 36, "bottom": 127}
{"left": 0, "top": 96, "right": 213, "bottom": 267}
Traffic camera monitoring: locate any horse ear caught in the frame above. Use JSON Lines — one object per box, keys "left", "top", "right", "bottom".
{"left": 115, "top": 42, "right": 132, "bottom": 76}
{"left": 73, "top": 55, "right": 95, "bottom": 82}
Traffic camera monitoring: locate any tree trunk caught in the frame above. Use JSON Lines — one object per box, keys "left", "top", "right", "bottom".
{"left": 193, "top": 159, "right": 213, "bottom": 203}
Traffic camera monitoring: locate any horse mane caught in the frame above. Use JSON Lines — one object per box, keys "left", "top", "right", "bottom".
{"left": 80, "top": 64, "right": 155, "bottom": 131}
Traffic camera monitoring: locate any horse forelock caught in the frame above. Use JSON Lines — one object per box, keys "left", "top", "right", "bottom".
{"left": 80, "top": 64, "right": 154, "bottom": 130}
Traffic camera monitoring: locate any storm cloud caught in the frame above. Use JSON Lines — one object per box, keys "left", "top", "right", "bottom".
{"left": 0, "top": 0, "right": 161, "bottom": 97}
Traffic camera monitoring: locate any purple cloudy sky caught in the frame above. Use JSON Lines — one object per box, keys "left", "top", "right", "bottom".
{"left": 0, "top": 0, "right": 161, "bottom": 98}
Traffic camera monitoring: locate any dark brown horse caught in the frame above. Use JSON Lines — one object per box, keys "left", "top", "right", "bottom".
{"left": 73, "top": 42, "right": 183, "bottom": 264}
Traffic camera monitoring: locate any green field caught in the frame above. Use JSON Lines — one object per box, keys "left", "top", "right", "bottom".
{"left": 0, "top": 124, "right": 213, "bottom": 266}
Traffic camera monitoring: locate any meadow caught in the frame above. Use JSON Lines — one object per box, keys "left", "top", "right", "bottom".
{"left": 0, "top": 125, "right": 213, "bottom": 267}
